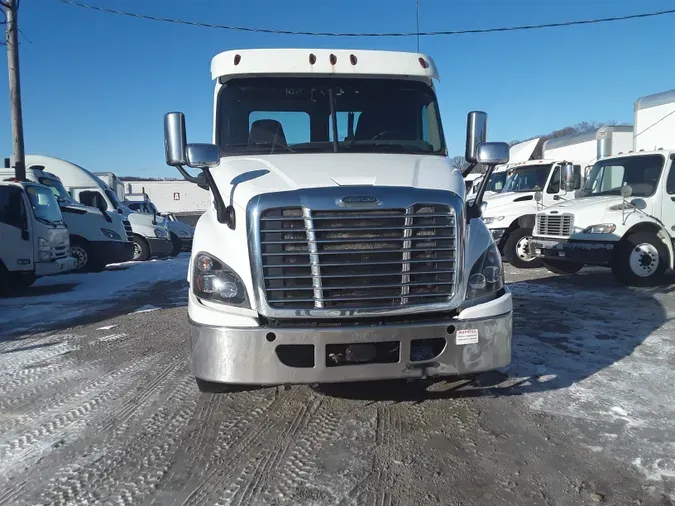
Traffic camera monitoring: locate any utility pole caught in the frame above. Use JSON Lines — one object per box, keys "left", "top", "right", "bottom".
{"left": 3, "top": 0, "right": 26, "bottom": 181}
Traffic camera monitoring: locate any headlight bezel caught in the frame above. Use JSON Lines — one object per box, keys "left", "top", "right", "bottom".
{"left": 465, "top": 241, "right": 504, "bottom": 301}
{"left": 192, "top": 251, "right": 250, "bottom": 308}
{"left": 101, "top": 228, "right": 122, "bottom": 240}
{"left": 582, "top": 223, "right": 616, "bottom": 234}
{"left": 38, "top": 237, "right": 52, "bottom": 261}
{"left": 482, "top": 215, "right": 506, "bottom": 225}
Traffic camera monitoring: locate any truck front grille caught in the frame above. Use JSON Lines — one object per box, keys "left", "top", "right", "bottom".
{"left": 536, "top": 213, "right": 574, "bottom": 237}
{"left": 122, "top": 219, "right": 133, "bottom": 242}
{"left": 259, "top": 204, "right": 457, "bottom": 310}
{"left": 52, "top": 246, "right": 68, "bottom": 259}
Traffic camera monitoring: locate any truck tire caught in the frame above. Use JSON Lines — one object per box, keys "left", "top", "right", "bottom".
{"left": 503, "top": 227, "right": 542, "bottom": 269}
{"left": 195, "top": 378, "right": 231, "bottom": 393}
{"left": 611, "top": 232, "right": 668, "bottom": 287}
{"left": 132, "top": 235, "right": 151, "bottom": 262}
{"left": 169, "top": 233, "right": 181, "bottom": 257}
{"left": 542, "top": 259, "right": 583, "bottom": 275}
{"left": 69, "top": 243, "right": 90, "bottom": 272}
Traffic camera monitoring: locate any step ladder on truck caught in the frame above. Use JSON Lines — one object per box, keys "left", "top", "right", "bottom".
{"left": 0, "top": 179, "right": 77, "bottom": 293}
{"left": 161, "top": 47, "right": 514, "bottom": 393}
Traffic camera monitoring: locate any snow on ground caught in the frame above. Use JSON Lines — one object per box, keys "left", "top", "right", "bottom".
{"left": 504, "top": 272, "right": 675, "bottom": 498}
{"left": 0, "top": 254, "right": 189, "bottom": 337}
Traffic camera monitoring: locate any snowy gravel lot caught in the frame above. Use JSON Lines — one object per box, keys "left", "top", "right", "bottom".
{"left": 1, "top": 255, "right": 674, "bottom": 505}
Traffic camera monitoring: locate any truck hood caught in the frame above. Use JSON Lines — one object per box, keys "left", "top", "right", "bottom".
{"left": 483, "top": 191, "right": 537, "bottom": 210}
{"left": 538, "top": 195, "right": 649, "bottom": 232}
{"left": 209, "top": 153, "right": 463, "bottom": 208}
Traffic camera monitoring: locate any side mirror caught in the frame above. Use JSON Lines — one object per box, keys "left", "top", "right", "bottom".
{"left": 475, "top": 142, "right": 510, "bottom": 166}
{"left": 534, "top": 190, "right": 542, "bottom": 202}
{"left": 465, "top": 111, "right": 488, "bottom": 163}
{"left": 164, "top": 112, "right": 187, "bottom": 166}
{"left": 562, "top": 162, "right": 575, "bottom": 192}
{"left": 186, "top": 143, "right": 221, "bottom": 169}
{"left": 621, "top": 184, "right": 633, "bottom": 199}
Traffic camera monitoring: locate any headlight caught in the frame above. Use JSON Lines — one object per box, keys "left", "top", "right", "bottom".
{"left": 193, "top": 252, "right": 249, "bottom": 308}
{"left": 583, "top": 223, "right": 616, "bottom": 234}
{"left": 482, "top": 216, "right": 505, "bottom": 225}
{"left": 466, "top": 242, "right": 504, "bottom": 300}
{"left": 101, "top": 228, "right": 122, "bottom": 240}
{"left": 38, "top": 237, "right": 51, "bottom": 261}
{"left": 153, "top": 228, "right": 167, "bottom": 238}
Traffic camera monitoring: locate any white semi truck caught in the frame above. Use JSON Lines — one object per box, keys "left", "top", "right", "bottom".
{"left": 0, "top": 180, "right": 76, "bottom": 292}
{"left": 3, "top": 158, "right": 133, "bottom": 271}
{"left": 480, "top": 126, "right": 633, "bottom": 268}
{"left": 26, "top": 156, "right": 173, "bottom": 262}
{"left": 531, "top": 90, "right": 675, "bottom": 285}
{"left": 162, "top": 47, "right": 514, "bottom": 392}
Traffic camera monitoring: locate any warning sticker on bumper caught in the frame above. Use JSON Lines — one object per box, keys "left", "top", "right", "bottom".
{"left": 456, "top": 329, "right": 479, "bottom": 345}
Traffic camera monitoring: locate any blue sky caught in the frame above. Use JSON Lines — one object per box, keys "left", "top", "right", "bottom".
{"left": 0, "top": 0, "right": 673, "bottom": 178}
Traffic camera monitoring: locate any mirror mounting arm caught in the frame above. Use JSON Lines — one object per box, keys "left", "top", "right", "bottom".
{"left": 466, "top": 163, "right": 496, "bottom": 222}
{"left": 175, "top": 165, "right": 201, "bottom": 185}
{"left": 461, "top": 161, "right": 478, "bottom": 178}
{"left": 201, "top": 167, "right": 235, "bottom": 230}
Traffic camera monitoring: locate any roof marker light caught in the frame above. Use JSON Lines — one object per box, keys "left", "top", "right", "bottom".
{"left": 350, "top": 54, "right": 357, "bottom": 65}
{"left": 233, "top": 54, "right": 241, "bottom": 65}
{"left": 329, "top": 54, "right": 337, "bottom": 65}
{"left": 309, "top": 53, "right": 316, "bottom": 65}
{"left": 419, "top": 57, "right": 429, "bottom": 69}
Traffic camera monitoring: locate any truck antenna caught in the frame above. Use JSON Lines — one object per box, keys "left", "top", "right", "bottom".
{"left": 416, "top": 0, "right": 420, "bottom": 52}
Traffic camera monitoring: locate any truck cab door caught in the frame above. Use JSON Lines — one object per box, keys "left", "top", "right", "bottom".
{"left": 662, "top": 158, "right": 675, "bottom": 241}
{"left": 545, "top": 164, "right": 582, "bottom": 203}
{"left": 0, "top": 185, "right": 33, "bottom": 270}
{"left": 72, "top": 188, "right": 109, "bottom": 214}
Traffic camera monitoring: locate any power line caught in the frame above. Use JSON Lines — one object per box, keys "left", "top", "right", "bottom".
{"left": 58, "top": 0, "right": 675, "bottom": 38}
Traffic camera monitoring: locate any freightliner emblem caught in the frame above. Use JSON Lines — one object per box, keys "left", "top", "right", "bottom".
{"left": 337, "top": 196, "right": 382, "bottom": 207}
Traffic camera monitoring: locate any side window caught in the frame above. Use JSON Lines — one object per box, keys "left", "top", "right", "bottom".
{"left": 667, "top": 161, "right": 675, "bottom": 195}
{"left": 547, "top": 166, "right": 561, "bottom": 194}
{"left": 79, "top": 190, "right": 108, "bottom": 211}
{"left": 0, "top": 186, "right": 27, "bottom": 229}
{"left": 248, "top": 111, "right": 310, "bottom": 146}
{"left": 573, "top": 165, "right": 582, "bottom": 189}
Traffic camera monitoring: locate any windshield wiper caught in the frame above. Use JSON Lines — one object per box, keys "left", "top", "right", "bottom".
{"left": 344, "top": 143, "right": 432, "bottom": 154}
{"left": 222, "top": 142, "right": 296, "bottom": 154}
{"left": 35, "top": 216, "right": 59, "bottom": 226}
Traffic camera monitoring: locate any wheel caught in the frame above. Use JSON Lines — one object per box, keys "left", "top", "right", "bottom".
{"left": 611, "top": 232, "right": 668, "bottom": 286}
{"left": 542, "top": 259, "right": 584, "bottom": 275}
{"left": 503, "top": 227, "right": 542, "bottom": 269}
{"left": 169, "top": 233, "right": 181, "bottom": 257}
{"left": 132, "top": 235, "right": 151, "bottom": 262}
{"left": 69, "top": 243, "right": 90, "bottom": 272}
{"left": 195, "top": 378, "right": 231, "bottom": 393}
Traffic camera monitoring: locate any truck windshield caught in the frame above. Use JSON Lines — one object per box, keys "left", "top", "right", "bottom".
{"left": 24, "top": 185, "right": 64, "bottom": 225}
{"left": 216, "top": 77, "right": 446, "bottom": 156}
{"left": 38, "top": 176, "right": 71, "bottom": 203}
{"left": 485, "top": 171, "right": 508, "bottom": 193}
{"left": 502, "top": 164, "right": 553, "bottom": 193}
{"left": 580, "top": 154, "right": 665, "bottom": 198}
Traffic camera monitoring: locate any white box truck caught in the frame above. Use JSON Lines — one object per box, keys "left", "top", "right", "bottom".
{"left": 634, "top": 88, "right": 675, "bottom": 152}
{"left": 161, "top": 48, "right": 514, "bottom": 392}
{"left": 531, "top": 90, "right": 675, "bottom": 285}
{"left": 480, "top": 126, "right": 632, "bottom": 268}
{"left": 0, "top": 180, "right": 76, "bottom": 292}
{"left": 3, "top": 158, "right": 133, "bottom": 271}
{"left": 28, "top": 156, "right": 173, "bottom": 261}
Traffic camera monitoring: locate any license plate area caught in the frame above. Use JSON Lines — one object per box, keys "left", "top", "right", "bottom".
{"left": 326, "top": 341, "right": 400, "bottom": 367}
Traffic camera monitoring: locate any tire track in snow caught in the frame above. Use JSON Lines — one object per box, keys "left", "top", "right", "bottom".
{"left": 266, "top": 398, "right": 345, "bottom": 502}
{"left": 96, "top": 374, "right": 200, "bottom": 506}
{"left": 181, "top": 387, "right": 302, "bottom": 506}
{"left": 218, "top": 394, "right": 323, "bottom": 505}
{"left": 35, "top": 356, "right": 186, "bottom": 506}
{"left": 0, "top": 355, "right": 157, "bottom": 476}
{"left": 0, "top": 339, "right": 80, "bottom": 372}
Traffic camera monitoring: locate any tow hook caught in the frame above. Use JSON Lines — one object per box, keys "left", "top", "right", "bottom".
{"left": 405, "top": 362, "right": 441, "bottom": 380}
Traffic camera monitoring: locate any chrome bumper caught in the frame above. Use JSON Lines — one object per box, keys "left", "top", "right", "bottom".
{"left": 189, "top": 307, "right": 512, "bottom": 385}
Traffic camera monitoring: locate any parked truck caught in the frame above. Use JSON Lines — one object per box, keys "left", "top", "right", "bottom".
{"left": 531, "top": 90, "right": 675, "bottom": 285}
{"left": 26, "top": 156, "right": 172, "bottom": 262}
{"left": 3, "top": 158, "right": 133, "bottom": 271}
{"left": 634, "top": 88, "right": 675, "bottom": 152}
{"left": 125, "top": 191, "right": 194, "bottom": 255}
{"left": 0, "top": 180, "right": 76, "bottom": 292}
{"left": 480, "top": 126, "right": 632, "bottom": 268}
{"left": 161, "top": 47, "right": 513, "bottom": 392}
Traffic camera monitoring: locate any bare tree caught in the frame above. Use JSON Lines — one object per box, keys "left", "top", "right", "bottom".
{"left": 450, "top": 155, "right": 469, "bottom": 172}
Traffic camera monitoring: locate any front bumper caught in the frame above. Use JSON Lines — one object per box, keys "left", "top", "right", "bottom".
{"left": 147, "top": 237, "right": 173, "bottom": 257}
{"left": 180, "top": 237, "right": 193, "bottom": 251}
{"left": 34, "top": 256, "right": 77, "bottom": 277}
{"left": 89, "top": 240, "right": 134, "bottom": 265}
{"left": 530, "top": 238, "right": 615, "bottom": 265}
{"left": 189, "top": 290, "right": 513, "bottom": 385}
